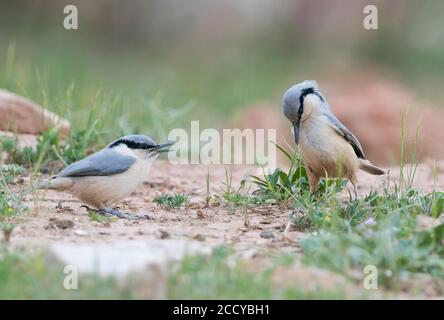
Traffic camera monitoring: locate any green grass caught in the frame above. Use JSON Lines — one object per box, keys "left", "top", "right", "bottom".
{"left": 88, "top": 212, "right": 117, "bottom": 223}
{"left": 0, "top": 246, "right": 352, "bottom": 299}
{"left": 154, "top": 193, "right": 189, "bottom": 209}
{"left": 250, "top": 145, "right": 347, "bottom": 202}
{"left": 298, "top": 187, "right": 444, "bottom": 287}
{"left": 0, "top": 34, "right": 443, "bottom": 299}
{"left": 235, "top": 136, "right": 444, "bottom": 295}
{"left": 0, "top": 249, "right": 133, "bottom": 299}
{"left": 0, "top": 164, "right": 27, "bottom": 244}
{"left": 168, "top": 247, "right": 350, "bottom": 299}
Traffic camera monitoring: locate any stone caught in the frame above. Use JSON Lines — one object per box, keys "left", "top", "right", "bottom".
{"left": 74, "top": 229, "right": 88, "bottom": 236}
{"left": 259, "top": 231, "right": 275, "bottom": 239}
{"left": 0, "top": 89, "right": 70, "bottom": 135}
{"left": 46, "top": 218, "right": 75, "bottom": 230}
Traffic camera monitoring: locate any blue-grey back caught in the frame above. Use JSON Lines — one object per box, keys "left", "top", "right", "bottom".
{"left": 322, "top": 104, "right": 366, "bottom": 159}
{"left": 58, "top": 148, "right": 136, "bottom": 177}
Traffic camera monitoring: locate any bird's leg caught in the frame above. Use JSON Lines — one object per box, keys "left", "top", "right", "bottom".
{"left": 350, "top": 182, "right": 358, "bottom": 201}
{"left": 306, "top": 170, "right": 320, "bottom": 195}
{"left": 80, "top": 205, "right": 93, "bottom": 211}
{"left": 134, "top": 213, "right": 151, "bottom": 220}
{"left": 98, "top": 208, "right": 134, "bottom": 219}
{"left": 99, "top": 208, "right": 150, "bottom": 220}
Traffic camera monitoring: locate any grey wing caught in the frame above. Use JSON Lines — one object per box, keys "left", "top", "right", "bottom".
{"left": 325, "top": 113, "right": 366, "bottom": 159}
{"left": 57, "top": 148, "right": 136, "bottom": 177}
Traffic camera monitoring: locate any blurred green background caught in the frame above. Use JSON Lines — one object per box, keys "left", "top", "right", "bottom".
{"left": 1, "top": 0, "right": 443, "bottom": 140}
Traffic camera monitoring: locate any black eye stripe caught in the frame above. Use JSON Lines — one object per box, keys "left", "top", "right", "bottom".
{"left": 109, "top": 139, "right": 155, "bottom": 149}
{"left": 299, "top": 87, "right": 324, "bottom": 105}
{"left": 297, "top": 87, "right": 324, "bottom": 119}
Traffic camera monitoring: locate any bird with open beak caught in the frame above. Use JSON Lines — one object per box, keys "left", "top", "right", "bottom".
{"left": 38, "top": 134, "right": 172, "bottom": 219}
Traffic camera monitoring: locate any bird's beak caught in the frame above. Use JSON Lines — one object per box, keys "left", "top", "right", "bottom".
{"left": 152, "top": 142, "right": 174, "bottom": 153}
{"left": 293, "top": 121, "right": 301, "bottom": 145}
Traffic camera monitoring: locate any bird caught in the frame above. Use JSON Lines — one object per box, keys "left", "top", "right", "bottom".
{"left": 282, "top": 80, "right": 385, "bottom": 198}
{"left": 38, "top": 134, "right": 172, "bottom": 219}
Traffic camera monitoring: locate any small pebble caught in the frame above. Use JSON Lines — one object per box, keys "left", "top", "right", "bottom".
{"left": 159, "top": 229, "right": 170, "bottom": 239}
{"left": 74, "top": 229, "right": 88, "bottom": 237}
{"left": 260, "top": 231, "right": 275, "bottom": 239}
{"left": 193, "top": 234, "right": 206, "bottom": 242}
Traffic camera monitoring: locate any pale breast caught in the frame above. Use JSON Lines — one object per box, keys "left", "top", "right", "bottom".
{"left": 300, "top": 115, "right": 358, "bottom": 178}
{"left": 70, "top": 157, "right": 155, "bottom": 208}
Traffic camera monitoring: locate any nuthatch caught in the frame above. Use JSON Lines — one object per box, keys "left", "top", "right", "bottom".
{"left": 282, "top": 80, "right": 385, "bottom": 198}
{"left": 39, "top": 135, "right": 172, "bottom": 219}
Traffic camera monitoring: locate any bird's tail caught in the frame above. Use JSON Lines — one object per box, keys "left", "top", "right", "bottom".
{"left": 359, "top": 159, "right": 386, "bottom": 175}
{"left": 35, "top": 176, "right": 73, "bottom": 191}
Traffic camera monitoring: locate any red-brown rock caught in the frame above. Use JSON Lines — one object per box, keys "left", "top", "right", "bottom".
{"left": 0, "top": 89, "right": 70, "bottom": 135}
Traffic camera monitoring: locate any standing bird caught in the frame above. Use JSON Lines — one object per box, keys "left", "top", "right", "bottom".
{"left": 282, "top": 80, "right": 385, "bottom": 198}
{"left": 38, "top": 135, "right": 172, "bottom": 219}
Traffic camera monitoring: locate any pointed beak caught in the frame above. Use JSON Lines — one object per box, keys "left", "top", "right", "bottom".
{"left": 293, "top": 121, "right": 301, "bottom": 145}
{"left": 152, "top": 142, "right": 174, "bottom": 153}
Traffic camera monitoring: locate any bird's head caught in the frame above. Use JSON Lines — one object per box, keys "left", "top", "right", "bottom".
{"left": 282, "top": 80, "right": 325, "bottom": 144}
{"left": 108, "top": 134, "right": 173, "bottom": 159}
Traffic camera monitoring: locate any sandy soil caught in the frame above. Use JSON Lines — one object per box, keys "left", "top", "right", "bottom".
{"left": 7, "top": 160, "right": 444, "bottom": 255}
{"left": 2, "top": 159, "right": 443, "bottom": 298}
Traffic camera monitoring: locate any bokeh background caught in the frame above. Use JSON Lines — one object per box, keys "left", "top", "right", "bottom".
{"left": 1, "top": 0, "right": 444, "bottom": 165}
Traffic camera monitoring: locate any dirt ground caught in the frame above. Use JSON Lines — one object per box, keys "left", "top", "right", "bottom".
{"left": 7, "top": 160, "right": 444, "bottom": 255}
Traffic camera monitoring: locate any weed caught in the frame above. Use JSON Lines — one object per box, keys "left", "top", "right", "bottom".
{"left": 88, "top": 212, "right": 117, "bottom": 223}
{"left": 0, "top": 248, "right": 134, "bottom": 299}
{"left": 154, "top": 193, "right": 188, "bottom": 208}
{"left": 1, "top": 121, "right": 106, "bottom": 173}
{"left": 0, "top": 164, "right": 28, "bottom": 244}
{"left": 301, "top": 211, "right": 444, "bottom": 289}
{"left": 205, "top": 168, "right": 211, "bottom": 207}
{"left": 250, "top": 144, "right": 345, "bottom": 202}
{"left": 168, "top": 246, "right": 351, "bottom": 299}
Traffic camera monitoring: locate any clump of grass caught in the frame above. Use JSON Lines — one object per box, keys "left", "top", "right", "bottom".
{"left": 0, "top": 164, "right": 28, "bottom": 244}
{"left": 88, "top": 212, "right": 117, "bottom": 223}
{"left": 154, "top": 193, "right": 188, "bottom": 208}
{"left": 0, "top": 248, "right": 134, "bottom": 299}
{"left": 1, "top": 115, "right": 106, "bottom": 172}
{"left": 301, "top": 211, "right": 444, "bottom": 289}
{"left": 1, "top": 128, "right": 60, "bottom": 169}
{"left": 250, "top": 144, "right": 346, "bottom": 202}
{"left": 218, "top": 167, "right": 265, "bottom": 215}
{"left": 0, "top": 164, "right": 24, "bottom": 185}
{"left": 168, "top": 246, "right": 350, "bottom": 299}
{"left": 296, "top": 114, "right": 444, "bottom": 293}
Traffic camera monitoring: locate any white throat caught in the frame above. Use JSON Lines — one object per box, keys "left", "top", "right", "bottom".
{"left": 301, "top": 93, "right": 323, "bottom": 123}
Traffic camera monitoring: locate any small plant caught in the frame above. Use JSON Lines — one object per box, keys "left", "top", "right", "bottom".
{"left": 88, "top": 212, "right": 117, "bottom": 223}
{"left": 205, "top": 169, "right": 211, "bottom": 207}
{"left": 1, "top": 122, "right": 106, "bottom": 172}
{"left": 0, "top": 164, "right": 24, "bottom": 185}
{"left": 0, "top": 128, "right": 60, "bottom": 168}
{"left": 154, "top": 193, "right": 188, "bottom": 208}
{"left": 417, "top": 191, "right": 444, "bottom": 219}
{"left": 219, "top": 167, "right": 264, "bottom": 210}
{"left": 0, "top": 165, "right": 28, "bottom": 244}
{"left": 250, "top": 144, "right": 345, "bottom": 202}
{"left": 301, "top": 211, "right": 444, "bottom": 287}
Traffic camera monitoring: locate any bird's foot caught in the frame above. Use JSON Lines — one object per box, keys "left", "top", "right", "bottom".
{"left": 99, "top": 208, "right": 149, "bottom": 220}
{"left": 80, "top": 205, "right": 93, "bottom": 211}
{"left": 133, "top": 213, "right": 151, "bottom": 220}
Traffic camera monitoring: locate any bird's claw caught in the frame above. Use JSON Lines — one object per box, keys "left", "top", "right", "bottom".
{"left": 134, "top": 213, "right": 151, "bottom": 220}
{"left": 99, "top": 208, "right": 149, "bottom": 220}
